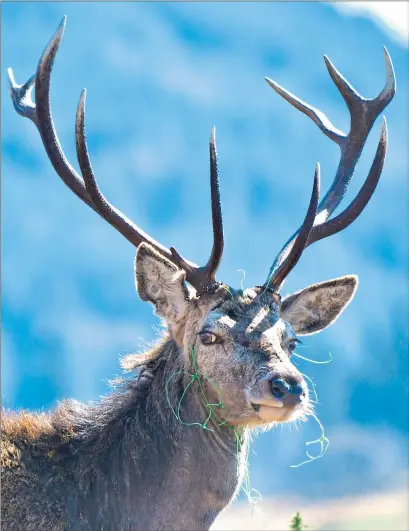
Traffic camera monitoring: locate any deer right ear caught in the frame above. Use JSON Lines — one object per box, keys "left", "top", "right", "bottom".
{"left": 135, "top": 243, "right": 191, "bottom": 324}
{"left": 281, "top": 275, "right": 358, "bottom": 335}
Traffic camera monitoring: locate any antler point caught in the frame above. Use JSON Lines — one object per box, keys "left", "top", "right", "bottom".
{"left": 323, "top": 55, "right": 331, "bottom": 66}
{"left": 60, "top": 15, "right": 68, "bottom": 29}
{"left": 312, "top": 164, "right": 320, "bottom": 195}
{"left": 265, "top": 77, "right": 283, "bottom": 94}
{"left": 49, "top": 15, "right": 67, "bottom": 48}
{"left": 380, "top": 116, "right": 388, "bottom": 138}
{"left": 77, "top": 90, "right": 86, "bottom": 119}
{"left": 7, "top": 67, "right": 16, "bottom": 88}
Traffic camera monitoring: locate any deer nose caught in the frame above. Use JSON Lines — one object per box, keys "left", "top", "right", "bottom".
{"left": 270, "top": 377, "right": 306, "bottom": 407}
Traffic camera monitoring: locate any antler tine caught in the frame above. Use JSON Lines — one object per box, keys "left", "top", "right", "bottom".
{"left": 8, "top": 17, "right": 187, "bottom": 264}
{"left": 205, "top": 127, "right": 224, "bottom": 278}
{"left": 75, "top": 89, "right": 173, "bottom": 257}
{"left": 8, "top": 17, "right": 95, "bottom": 211}
{"left": 308, "top": 118, "right": 387, "bottom": 245}
{"left": 169, "top": 127, "right": 224, "bottom": 293}
{"left": 265, "top": 49, "right": 395, "bottom": 281}
{"left": 9, "top": 17, "right": 226, "bottom": 294}
{"left": 264, "top": 77, "right": 345, "bottom": 146}
{"left": 266, "top": 164, "right": 320, "bottom": 291}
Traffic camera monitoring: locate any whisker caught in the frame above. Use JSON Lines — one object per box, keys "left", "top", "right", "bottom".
{"left": 301, "top": 373, "right": 318, "bottom": 403}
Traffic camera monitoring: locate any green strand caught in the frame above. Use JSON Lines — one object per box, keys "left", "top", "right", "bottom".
{"left": 165, "top": 346, "right": 259, "bottom": 505}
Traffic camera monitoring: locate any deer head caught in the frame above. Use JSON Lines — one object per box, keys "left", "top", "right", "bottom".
{"left": 8, "top": 17, "right": 395, "bottom": 428}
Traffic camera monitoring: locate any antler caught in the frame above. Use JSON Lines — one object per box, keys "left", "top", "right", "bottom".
{"left": 8, "top": 16, "right": 224, "bottom": 294}
{"left": 167, "top": 127, "right": 224, "bottom": 292}
{"left": 264, "top": 49, "right": 395, "bottom": 290}
{"left": 267, "top": 164, "right": 320, "bottom": 291}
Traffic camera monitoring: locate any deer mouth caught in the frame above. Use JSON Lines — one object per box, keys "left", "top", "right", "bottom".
{"left": 250, "top": 399, "right": 283, "bottom": 411}
{"left": 251, "top": 401, "right": 304, "bottom": 424}
{"left": 245, "top": 389, "right": 287, "bottom": 423}
{"left": 245, "top": 388, "right": 305, "bottom": 424}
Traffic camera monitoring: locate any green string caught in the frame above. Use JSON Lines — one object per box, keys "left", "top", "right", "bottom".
{"left": 288, "top": 346, "right": 331, "bottom": 468}
{"left": 235, "top": 429, "right": 262, "bottom": 508}
{"left": 165, "top": 346, "right": 227, "bottom": 431}
{"left": 292, "top": 351, "right": 333, "bottom": 364}
{"left": 290, "top": 412, "right": 329, "bottom": 468}
{"left": 237, "top": 269, "right": 246, "bottom": 292}
{"left": 221, "top": 284, "right": 234, "bottom": 298}
{"left": 165, "top": 346, "right": 260, "bottom": 506}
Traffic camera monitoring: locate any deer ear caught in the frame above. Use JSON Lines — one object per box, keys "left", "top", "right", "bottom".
{"left": 281, "top": 275, "right": 358, "bottom": 335}
{"left": 135, "top": 243, "right": 191, "bottom": 324}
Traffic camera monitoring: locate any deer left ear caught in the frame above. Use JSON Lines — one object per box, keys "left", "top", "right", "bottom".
{"left": 281, "top": 275, "right": 358, "bottom": 335}
{"left": 135, "top": 243, "right": 191, "bottom": 325}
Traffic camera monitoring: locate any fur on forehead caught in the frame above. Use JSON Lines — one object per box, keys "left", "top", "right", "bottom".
{"left": 201, "top": 285, "right": 281, "bottom": 318}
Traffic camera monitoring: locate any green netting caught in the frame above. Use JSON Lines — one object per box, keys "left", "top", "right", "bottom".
{"left": 165, "top": 346, "right": 260, "bottom": 505}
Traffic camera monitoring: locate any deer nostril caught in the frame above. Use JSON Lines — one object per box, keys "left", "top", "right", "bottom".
{"left": 270, "top": 378, "right": 287, "bottom": 400}
{"left": 286, "top": 377, "right": 305, "bottom": 397}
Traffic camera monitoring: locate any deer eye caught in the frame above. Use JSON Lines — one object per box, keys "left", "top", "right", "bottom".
{"left": 288, "top": 339, "right": 301, "bottom": 352}
{"left": 226, "top": 310, "right": 237, "bottom": 320}
{"left": 199, "top": 332, "right": 220, "bottom": 345}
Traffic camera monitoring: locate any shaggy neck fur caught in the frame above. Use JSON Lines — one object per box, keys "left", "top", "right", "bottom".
{"left": 2, "top": 337, "right": 245, "bottom": 531}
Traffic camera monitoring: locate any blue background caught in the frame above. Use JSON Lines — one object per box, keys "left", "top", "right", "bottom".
{"left": 2, "top": 2, "right": 408, "bottom": 502}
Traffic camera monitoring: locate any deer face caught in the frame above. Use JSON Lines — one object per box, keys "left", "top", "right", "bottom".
{"left": 135, "top": 243, "right": 357, "bottom": 428}
{"left": 187, "top": 288, "right": 309, "bottom": 427}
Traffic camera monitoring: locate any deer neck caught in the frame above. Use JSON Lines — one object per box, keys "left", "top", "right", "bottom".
{"left": 67, "top": 338, "right": 245, "bottom": 531}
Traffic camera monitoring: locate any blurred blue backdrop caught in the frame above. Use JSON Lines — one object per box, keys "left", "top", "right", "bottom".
{"left": 2, "top": 2, "right": 408, "bottom": 502}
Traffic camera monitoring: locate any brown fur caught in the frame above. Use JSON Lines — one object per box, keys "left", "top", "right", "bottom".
{"left": 2, "top": 244, "right": 358, "bottom": 530}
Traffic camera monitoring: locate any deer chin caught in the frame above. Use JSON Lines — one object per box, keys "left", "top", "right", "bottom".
{"left": 251, "top": 404, "right": 304, "bottom": 424}
{"left": 230, "top": 403, "right": 304, "bottom": 429}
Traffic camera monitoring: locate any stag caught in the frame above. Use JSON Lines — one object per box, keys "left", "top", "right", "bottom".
{"left": 2, "top": 17, "right": 395, "bottom": 531}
